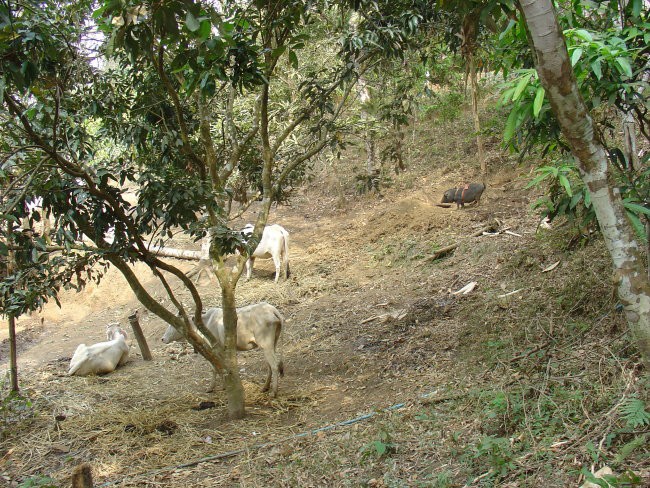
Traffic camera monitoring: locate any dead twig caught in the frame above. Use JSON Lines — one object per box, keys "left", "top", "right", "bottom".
{"left": 509, "top": 341, "right": 552, "bottom": 363}
{"left": 424, "top": 220, "right": 499, "bottom": 262}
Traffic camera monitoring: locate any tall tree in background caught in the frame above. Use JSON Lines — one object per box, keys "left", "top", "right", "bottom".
{"left": 518, "top": 0, "right": 650, "bottom": 366}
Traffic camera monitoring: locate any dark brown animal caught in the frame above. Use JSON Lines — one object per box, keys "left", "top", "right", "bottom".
{"left": 441, "top": 183, "right": 486, "bottom": 209}
{"left": 71, "top": 463, "right": 93, "bottom": 488}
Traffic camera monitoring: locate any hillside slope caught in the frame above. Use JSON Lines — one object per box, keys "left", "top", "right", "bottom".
{"left": 1, "top": 107, "right": 648, "bottom": 487}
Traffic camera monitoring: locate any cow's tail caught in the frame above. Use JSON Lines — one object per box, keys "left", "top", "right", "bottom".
{"left": 274, "top": 308, "right": 285, "bottom": 377}
{"left": 282, "top": 229, "right": 291, "bottom": 279}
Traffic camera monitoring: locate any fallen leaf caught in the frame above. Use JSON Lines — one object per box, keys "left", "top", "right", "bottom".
{"left": 542, "top": 261, "right": 561, "bottom": 272}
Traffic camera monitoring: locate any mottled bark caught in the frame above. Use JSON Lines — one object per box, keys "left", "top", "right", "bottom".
{"left": 520, "top": 0, "right": 650, "bottom": 366}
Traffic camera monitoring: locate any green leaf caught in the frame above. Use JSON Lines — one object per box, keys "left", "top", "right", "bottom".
{"left": 569, "top": 192, "right": 583, "bottom": 209}
{"left": 186, "top": 12, "right": 200, "bottom": 32}
{"left": 526, "top": 171, "right": 550, "bottom": 189}
{"left": 503, "top": 107, "right": 519, "bottom": 142}
{"left": 511, "top": 75, "right": 530, "bottom": 101}
{"left": 574, "top": 29, "right": 593, "bottom": 42}
{"left": 623, "top": 201, "right": 650, "bottom": 216}
{"left": 288, "top": 50, "right": 298, "bottom": 69}
{"left": 373, "top": 441, "right": 387, "bottom": 456}
{"left": 570, "top": 48, "right": 583, "bottom": 66}
{"left": 558, "top": 174, "right": 572, "bottom": 197}
{"left": 198, "top": 20, "right": 211, "bottom": 40}
{"left": 533, "top": 86, "right": 545, "bottom": 118}
{"left": 591, "top": 58, "right": 602, "bottom": 80}
{"left": 626, "top": 210, "right": 646, "bottom": 240}
{"left": 615, "top": 57, "right": 633, "bottom": 77}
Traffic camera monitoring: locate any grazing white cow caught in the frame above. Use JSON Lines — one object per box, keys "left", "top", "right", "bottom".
{"left": 162, "top": 302, "right": 284, "bottom": 397}
{"left": 241, "top": 224, "right": 290, "bottom": 283}
{"left": 68, "top": 325, "right": 130, "bottom": 376}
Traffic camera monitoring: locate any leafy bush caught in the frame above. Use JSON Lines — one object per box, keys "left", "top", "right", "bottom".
{"left": 17, "top": 474, "right": 58, "bottom": 488}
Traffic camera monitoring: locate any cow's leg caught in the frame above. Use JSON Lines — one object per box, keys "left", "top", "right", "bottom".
{"left": 245, "top": 258, "right": 255, "bottom": 280}
{"left": 261, "top": 347, "right": 280, "bottom": 397}
{"left": 262, "top": 364, "right": 272, "bottom": 392}
{"left": 208, "top": 365, "right": 223, "bottom": 393}
{"left": 272, "top": 254, "right": 281, "bottom": 283}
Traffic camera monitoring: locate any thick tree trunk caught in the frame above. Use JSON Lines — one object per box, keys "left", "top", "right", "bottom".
{"left": 519, "top": 0, "right": 650, "bottom": 367}
{"left": 220, "top": 283, "right": 245, "bottom": 419}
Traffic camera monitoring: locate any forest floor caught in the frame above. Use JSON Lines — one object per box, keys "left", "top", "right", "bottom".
{"left": 1, "top": 105, "right": 648, "bottom": 487}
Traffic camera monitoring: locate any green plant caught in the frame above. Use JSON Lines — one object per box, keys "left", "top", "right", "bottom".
{"left": 619, "top": 397, "right": 650, "bottom": 429}
{"left": 472, "top": 436, "right": 515, "bottom": 478}
{"left": 526, "top": 160, "right": 596, "bottom": 230}
{"left": 360, "top": 426, "right": 396, "bottom": 460}
{"left": 17, "top": 475, "right": 58, "bottom": 488}
{"left": 580, "top": 467, "right": 643, "bottom": 487}
{"left": 1, "top": 382, "right": 34, "bottom": 429}
{"left": 422, "top": 91, "right": 464, "bottom": 123}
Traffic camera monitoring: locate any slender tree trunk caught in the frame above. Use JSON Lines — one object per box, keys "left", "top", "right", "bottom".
{"left": 6, "top": 221, "right": 19, "bottom": 392}
{"left": 615, "top": 0, "right": 638, "bottom": 172}
{"left": 220, "top": 282, "right": 245, "bottom": 419}
{"left": 469, "top": 53, "right": 486, "bottom": 177}
{"left": 8, "top": 315, "right": 18, "bottom": 392}
{"left": 622, "top": 111, "right": 638, "bottom": 171}
{"left": 519, "top": 0, "right": 650, "bottom": 366}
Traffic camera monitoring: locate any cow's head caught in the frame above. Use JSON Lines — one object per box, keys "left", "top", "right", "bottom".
{"left": 106, "top": 324, "right": 127, "bottom": 341}
{"left": 161, "top": 324, "right": 185, "bottom": 344}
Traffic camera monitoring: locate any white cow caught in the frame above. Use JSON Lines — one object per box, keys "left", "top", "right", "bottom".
{"left": 242, "top": 224, "right": 290, "bottom": 283}
{"left": 68, "top": 324, "right": 130, "bottom": 376}
{"left": 162, "top": 302, "right": 284, "bottom": 397}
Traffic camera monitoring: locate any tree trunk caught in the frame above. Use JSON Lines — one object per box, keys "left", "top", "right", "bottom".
{"left": 8, "top": 315, "right": 18, "bottom": 392}
{"left": 6, "top": 221, "right": 19, "bottom": 392}
{"left": 622, "top": 111, "right": 638, "bottom": 171}
{"left": 469, "top": 53, "right": 486, "bottom": 177}
{"left": 519, "top": 0, "right": 650, "bottom": 367}
{"left": 220, "top": 283, "right": 245, "bottom": 419}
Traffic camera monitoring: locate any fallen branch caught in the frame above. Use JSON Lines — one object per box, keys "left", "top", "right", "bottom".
{"left": 424, "top": 220, "right": 499, "bottom": 262}
{"left": 452, "top": 281, "right": 477, "bottom": 295}
{"left": 419, "top": 391, "right": 470, "bottom": 405}
{"left": 509, "top": 341, "right": 552, "bottom": 363}
{"left": 360, "top": 309, "right": 408, "bottom": 324}
{"left": 8, "top": 243, "right": 204, "bottom": 261}
{"left": 497, "top": 288, "right": 524, "bottom": 299}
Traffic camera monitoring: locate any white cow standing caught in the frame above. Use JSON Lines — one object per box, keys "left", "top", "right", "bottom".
{"left": 68, "top": 324, "right": 130, "bottom": 376}
{"left": 242, "top": 224, "right": 290, "bottom": 283}
{"left": 161, "top": 302, "right": 285, "bottom": 397}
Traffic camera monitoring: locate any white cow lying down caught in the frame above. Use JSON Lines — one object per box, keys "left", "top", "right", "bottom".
{"left": 162, "top": 302, "right": 284, "bottom": 397}
{"left": 242, "top": 224, "right": 290, "bottom": 283}
{"left": 68, "top": 325, "right": 129, "bottom": 376}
